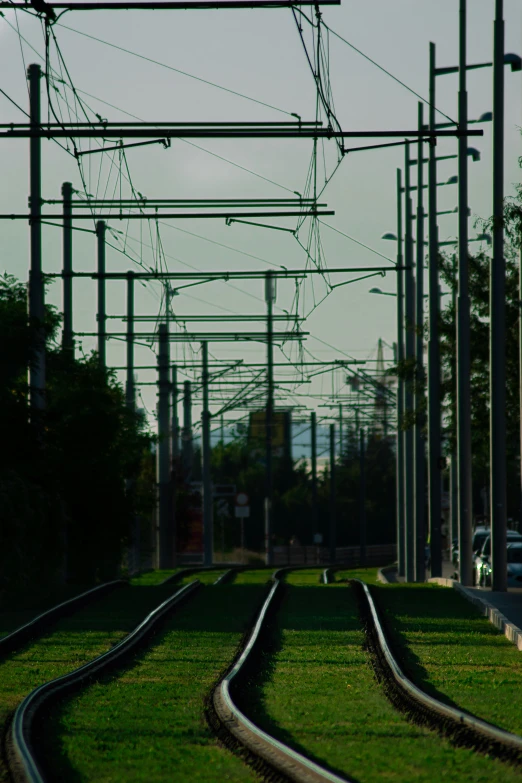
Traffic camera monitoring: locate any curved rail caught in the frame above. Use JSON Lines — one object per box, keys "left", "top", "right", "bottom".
{"left": 355, "top": 579, "right": 522, "bottom": 765}
{"left": 213, "top": 569, "right": 237, "bottom": 585}
{"left": 8, "top": 580, "right": 201, "bottom": 783}
{"left": 211, "top": 568, "right": 352, "bottom": 783}
{"left": 0, "top": 579, "right": 125, "bottom": 658}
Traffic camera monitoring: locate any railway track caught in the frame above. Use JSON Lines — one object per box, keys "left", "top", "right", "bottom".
{"left": 355, "top": 578, "right": 522, "bottom": 767}
{"left": 6, "top": 567, "right": 522, "bottom": 783}
{"left": 0, "top": 580, "right": 125, "bottom": 658}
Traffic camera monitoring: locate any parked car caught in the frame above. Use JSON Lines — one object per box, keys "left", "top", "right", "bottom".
{"left": 453, "top": 526, "right": 490, "bottom": 570}
{"left": 474, "top": 531, "right": 522, "bottom": 587}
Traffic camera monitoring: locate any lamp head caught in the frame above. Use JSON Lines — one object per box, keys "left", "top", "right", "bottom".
{"left": 369, "top": 288, "right": 383, "bottom": 294}
{"left": 476, "top": 232, "right": 492, "bottom": 245}
{"left": 478, "top": 111, "right": 493, "bottom": 122}
{"left": 381, "top": 232, "right": 397, "bottom": 241}
{"left": 504, "top": 53, "right": 522, "bottom": 72}
{"left": 446, "top": 175, "right": 458, "bottom": 185}
{"left": 466, "top": 147, "right": 481, "bottom": 162}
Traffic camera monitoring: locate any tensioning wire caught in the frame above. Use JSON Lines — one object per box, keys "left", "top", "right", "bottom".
{"left": 56, "top": 22, "right": 294, "bottom": 118}
{"left": 294, "top": 7, "right": 456, "bottom": 125}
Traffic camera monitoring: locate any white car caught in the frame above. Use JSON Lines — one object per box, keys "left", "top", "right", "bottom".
{"left": 475, "top": 533, "right": 522, "bottom": 587}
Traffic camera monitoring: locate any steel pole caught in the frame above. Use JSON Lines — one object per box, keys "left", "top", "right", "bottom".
{"left": 171, "top": 365, "right": 179, "bottom": 459}
{"left": 339, "top": 404, "right": 343, "bottom": 459}
{"left": 329, "top": 423, "right": 336, "bottom": 563}
{"left": 28, "top": 64, "right": 45, "bottom": 413}
{"left": 396, "top": 168, "right": 406, "bottom": 577}
{"left": 456, "top": 0, "right": 473, "bottom": 585}
{"left": 182, "top": 380, "right": 193, "bottom": 480}
{"left": 96, "top": 220, "right": 106, "bottom": 368}
{"left": 265, "top": 271, "right": 275, "bottom": 565}
{"left": 491, "top": 0, "right": 507, "bottom": 591}
{"left": 404, "top": 142, "right": 415, "bottom": 582}
{"left": 414, "top": 102, "right": 426, "bottom": 583}
{"left": 157, "top": 323, "right": 172, "bottom": 569}
{"left": 311, "top": 410, "right": 318, "bottom": 537}
{"left": 126, "top": 272, "right": 135, "bottom": 410}
{"left": 519, "top": 240, "right": 522, "bottom": 533}
{"left": 202, "top": 342, "right": 213, "bottom": 566}
{"left": 360, "top": 427, "right": 367, "bottom": 567}
{"left": 62, "top": 181, "right": 74, "bottom": 356}
{"left": 428, "top": 42, "right": 443, "bottom": 576}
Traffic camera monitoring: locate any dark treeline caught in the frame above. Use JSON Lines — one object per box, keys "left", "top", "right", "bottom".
{"left": 0, "top": 274, "right": 154, "bottom": 592}
{"left": 206, "top": 427, "right": 396, "bottom": 553}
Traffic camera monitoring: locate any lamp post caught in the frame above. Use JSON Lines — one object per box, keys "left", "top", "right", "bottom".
{"left": 404, "top": 143, "right": 415, "bottom": 582}
{"left": 432, "top": 26, "right": 519, "bottom": 588}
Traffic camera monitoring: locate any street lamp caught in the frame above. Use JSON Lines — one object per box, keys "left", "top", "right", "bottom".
{"left": 433, "top": 6, "right": 520, "bottom": 588}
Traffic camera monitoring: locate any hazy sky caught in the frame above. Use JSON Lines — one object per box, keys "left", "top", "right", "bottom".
{"left": 1, "top": 0, "right": 521, "bottom": 456}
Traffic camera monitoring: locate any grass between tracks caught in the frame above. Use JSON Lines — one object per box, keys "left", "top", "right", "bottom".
{"left": 0, "top": 582, "right": 181, "bottom": 783}
{"left": 238, "top": 569, "right": 522, "bottom": 783}
{"left": 0, "top": 583, "right": 91, "bottom": 639}
{"left": 375, "top": 583, "right": 522, "bottom": 737}
{"left": 41, "top": 571, "right": 271, "bottom": 782}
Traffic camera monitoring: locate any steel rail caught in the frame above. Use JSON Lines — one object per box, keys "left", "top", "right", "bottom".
{"left": 212, "top": 568, "right": 352, "bottom": 783}
{"left": 355, "top": 579, "right": 522, "bottom": 762}
{"left": 0, "top": 580, "right": 125, "bottom": 658}
{"left": 8, "top": 580, "right": 201, "bottom": 783}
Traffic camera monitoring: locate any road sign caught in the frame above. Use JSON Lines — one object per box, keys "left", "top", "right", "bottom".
{"left": 236, "top": 492, "right": 249, "bottom": 506}
{"left": 235, "top": 506, "right": 250, "bottom": 518}
{"left": 313, "top": 533, "right": 323, "bottom": 544}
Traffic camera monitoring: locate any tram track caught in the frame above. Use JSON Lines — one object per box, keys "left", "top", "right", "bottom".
{"left": 0, "top": 580, "right": 125, "bottom": 659}
{"left": 208, "top": 568, "right": 350, "bottom": 783}
{"left": 354, "top": 579, "right": 522, "bottom": 768}
{"left": 7, "top": 580, "right": 201, "bottom": 783}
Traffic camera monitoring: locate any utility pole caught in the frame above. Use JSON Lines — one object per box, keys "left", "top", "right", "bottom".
{"left": 404, "top": 142, "right": 415, "bottom": 582}
{"left": 451, "top": 254, "right": 459, "bottom": 549}
{"left": 396, "top": 168, "right": 405, "bottom": 577}
{"left": 360, "top": 427, "right": 366, "bottom": 567}
{"left": 157, "top": 323, "right": 172, "bottom": 568}
{"left": 126, "top": 271, "right": 135, "bottom": 411}
{"left": 428, "top": 42, "right": 442, "bottom": 577}
{"left": 171, "top": 365, "right": 179, "bottom": 459}
{"left": 28, "top": 63, "right": 45, "bottom": 414}
{"left": 201, "top": 342, "right": 213, "bottom": 566}
{"left": 519, "top": 240, "right": 522, "bottom": 534}
{"left": 311, "top": 410, "right": 318, "bottom": 539}
{"left": 329, "top": 423, "right": 336, "bottom": 563}
{"left": 96, "top": 220, "right": 106, "bottom": 369}
{"left": 414, "top": 102, "right": 426, "bottom": 583}
{"left": 265, "top": 271, "right": 275, "bottom": 565}
{"left": 457, "top": 0, "right": 473, "bottom": 586}
{"left": 182, "top": 380, "right": 193, "bottom": 480}
{"left": 339, "top": 403, "right": 343, "bottom": 460}
{"left": 62, "top": 181, "right": 74, "bottom": 356}
{"left": 491, "top": 0, "right": 507, "bottom": 591}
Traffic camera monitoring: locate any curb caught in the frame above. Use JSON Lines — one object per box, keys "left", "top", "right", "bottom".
{"left": 427, "top": 577, "right": 522, "bottom": 652}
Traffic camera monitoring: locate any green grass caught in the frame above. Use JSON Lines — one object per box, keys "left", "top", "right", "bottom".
{"left": 43, "top": 584, "right": 266, "bottom": 782}
{"left": 0, "top": 583, "right": 91, "bottom": 639}
{"left": 176, "top": 570, "right": 227, "bottom": 586}
{"left": 238, "top": 580, "right": 522, "bottom": 783}
{"left": 0, "top": 583, "right": 180, "bottom": 783}
{"left": 374, "top": 583, "right": 522, "bottom": 736}
{"left": 333, "top": 567, "right": 380, "bottom": 584}
{"left": 130, "top": 569, "right": 179, "bottom": 586}
{"left": 232, "top": 568, "right": 272, "bottom": 585}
